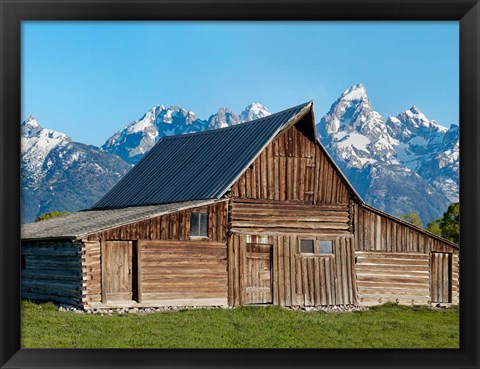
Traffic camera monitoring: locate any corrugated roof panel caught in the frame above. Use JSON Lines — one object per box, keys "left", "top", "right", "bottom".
{"left": 93, "top": 102, "right": 311, "bottom": 209}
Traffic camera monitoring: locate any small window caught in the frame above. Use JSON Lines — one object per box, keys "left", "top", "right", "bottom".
{"left": 190, "top": 212, "right": 208, "bottom": 237}
{"left": 300, "top": 239, "right": 314, "bottom": 254}
{"left": 319, "top": 240, "right": 333, "bottom": 254}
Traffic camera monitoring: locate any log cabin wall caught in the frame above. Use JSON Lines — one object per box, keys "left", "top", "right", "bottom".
{"left": 231, "top": 117, "right": 352, "bottom": 205}
{"left": 81, "top": 201, "right": 228, "bottom": 309}
{"left": 353, "top": 204, "right": 459, "bottom": 305}
{"left": 21, "top": 241, "right": 83, "bottom": 306}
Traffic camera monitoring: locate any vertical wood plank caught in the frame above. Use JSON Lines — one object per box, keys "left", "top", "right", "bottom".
{"left": 227, "top": 233, "right": 234, "bottom": 306}
{"left": 267, "top": 144, "right": 274, "bottom": 200}
{"left": 284, "top": 236, "right": 292, "bottom": 306}
{"left": 136, "top": 239, "right": 143, "bottom": 303}
{"left": 274, "top": 157, "right": 280, "bottom": 200}
{"left": 100, "top": 238, "right": 106, "bottom": 303}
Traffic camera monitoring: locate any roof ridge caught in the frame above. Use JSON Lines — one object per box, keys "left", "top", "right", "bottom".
{"left": 159, "top": 101, "right": 311, "bottom": 141}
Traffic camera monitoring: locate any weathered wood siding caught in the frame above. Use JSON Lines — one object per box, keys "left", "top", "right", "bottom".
{"left": 82, "top": 202, "right": 228, "bottom": 309}
{"left": 231, "top": 120, "right": 351, "bottom": 204}
{"left": 353, "top": 204, "right": 458, "bottom": 254}
{"left": 228, "top": 117, "right": 357, "bottom": 308}
{"left": 86, "top": 201, "right": 227, "bottom": 243}
{"left": 230, "top": 199, "right": 352, "bottom": 238}
{"left": 139, "top": 240, "right": 227, "bottom": 306}
{"left": 228, "top": 233, "right": 356, "bottom": 307}
{"left": 355, "top": 251, "right": 430, "bottom": 305}
{"left": 430, "top": 252, "right": 456, "bottom": 304}
{"left": 353, "top": 205, "right": 459, "bottom": 305}
{"left": 21, "top": 241, "right": 83, "bottom": 306}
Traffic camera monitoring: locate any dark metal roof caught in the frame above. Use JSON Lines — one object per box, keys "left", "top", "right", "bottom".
{"left": 93, "top": 102, "right": 312, "bottom": 209}
{"left": 22, "top": 199, "right": 223, "bottom": 240}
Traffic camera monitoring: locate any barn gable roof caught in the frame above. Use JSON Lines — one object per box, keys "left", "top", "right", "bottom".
{"left": 21, "top": 199, "right": 224, "bottom": 241}
{"left": 93, "top": 101, "right": 321, "bottom": 209}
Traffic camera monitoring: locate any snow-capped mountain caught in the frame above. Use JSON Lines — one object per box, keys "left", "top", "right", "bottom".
{"left": 386, "top": 106, "right": 448, "bottom": 169}
{"left": 318, "top": 84, "right": 398, "bottom": 169}
{"left": 21, "top": 115, "right": 71, "bottom": 186}
{"left": 207, "top": 108, "right": 241, "bottom": 129}
{"left": 102, "top": 103, "right": 272, "bottom": 164}
{"left": 21, "top": 117, "right": 130, "bottom": 223}
{"left": 239, "top": 103, "right": 271, "bottom": 122}
{"left": 385, "top": 107, "right": 458, "bottom": 203}
{"left": 317, "top": 84, "right": 457, "bottom": 224}
{"left": 415, "top": 124, "right": 459, "bottom": 203}
{"left": 102, "top": 105, "right": 207, "bottom": 164}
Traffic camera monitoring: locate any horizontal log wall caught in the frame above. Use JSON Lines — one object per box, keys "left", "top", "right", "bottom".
{"left": 231, "top": 119, "right": 351, "bottom": 204}
{"left": 230, "top": 199, "right": 352, "bottom": 238}
{"left": 353, "top": 204, "right": 458, "bottom": 254}
{"left": 355, "top": 251, "right": 430, "bottom": 306}
{"left": 21, "top": 241, "right": 83, "bottom": 306}
{"left": 140, "top": 240, "right": 227, "bottom": 306}
{"left": 228, "top": 233, "right": 356, "bottom": 307}
{"left": 86, "top": 201, "right": 227, "bottom": 243}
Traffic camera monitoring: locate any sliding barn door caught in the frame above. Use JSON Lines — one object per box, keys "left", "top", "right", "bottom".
{"left": 430, "top": 252, "right": 452, "bottom": 303}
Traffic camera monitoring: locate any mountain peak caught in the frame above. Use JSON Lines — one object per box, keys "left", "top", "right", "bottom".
{"left": 341, "top": 83, "right": 368, "bottom": 102}
{"left": 410, "top": 105, "right": 420, "bottom": 113}
{"left": 405, "top": 105, "right": 428, "bottom": 120}
{"left": 22, "top": 115, "right": 41, "bottom": 128}
{"left": 397, "top": 105, "right": 448, "bottom": 133}
{"left": 240, "top": 102, "right": 271, "bottom": 122}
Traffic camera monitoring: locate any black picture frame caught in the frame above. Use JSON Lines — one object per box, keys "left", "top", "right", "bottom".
{"left": 1, "top": 1, "right": 479, "bottom": 368}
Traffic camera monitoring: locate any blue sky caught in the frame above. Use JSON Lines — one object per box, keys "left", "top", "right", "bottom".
{"left": 22, "top": 22, "right": 459, "bottom": 147}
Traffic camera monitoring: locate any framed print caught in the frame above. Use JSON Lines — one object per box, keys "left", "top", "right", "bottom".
{"left": 1, "top": 0, "right": 479, "bottom": 368}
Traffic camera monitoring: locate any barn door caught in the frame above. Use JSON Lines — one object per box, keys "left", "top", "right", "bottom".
{"left": 104, "top": 241, "right": 133, "bottom": 302}
{"left": 245, "top": 243, "right": 272, "bottom": 304}
{"left": 430, "top": 252, "right": 452, "bottom": 303}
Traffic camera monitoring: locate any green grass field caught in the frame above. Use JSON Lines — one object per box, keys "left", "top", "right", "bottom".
{"left": 21, "top": 301, "right": 459, "bottom": 348}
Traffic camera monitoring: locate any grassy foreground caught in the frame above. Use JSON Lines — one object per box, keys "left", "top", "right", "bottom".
{"left": 21, "top": 301, "right": 458, "bottom": 348}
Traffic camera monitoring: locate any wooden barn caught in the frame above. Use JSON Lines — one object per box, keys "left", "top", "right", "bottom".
{"left": 21, "top": 101, "right": 459, "bottom": 310}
